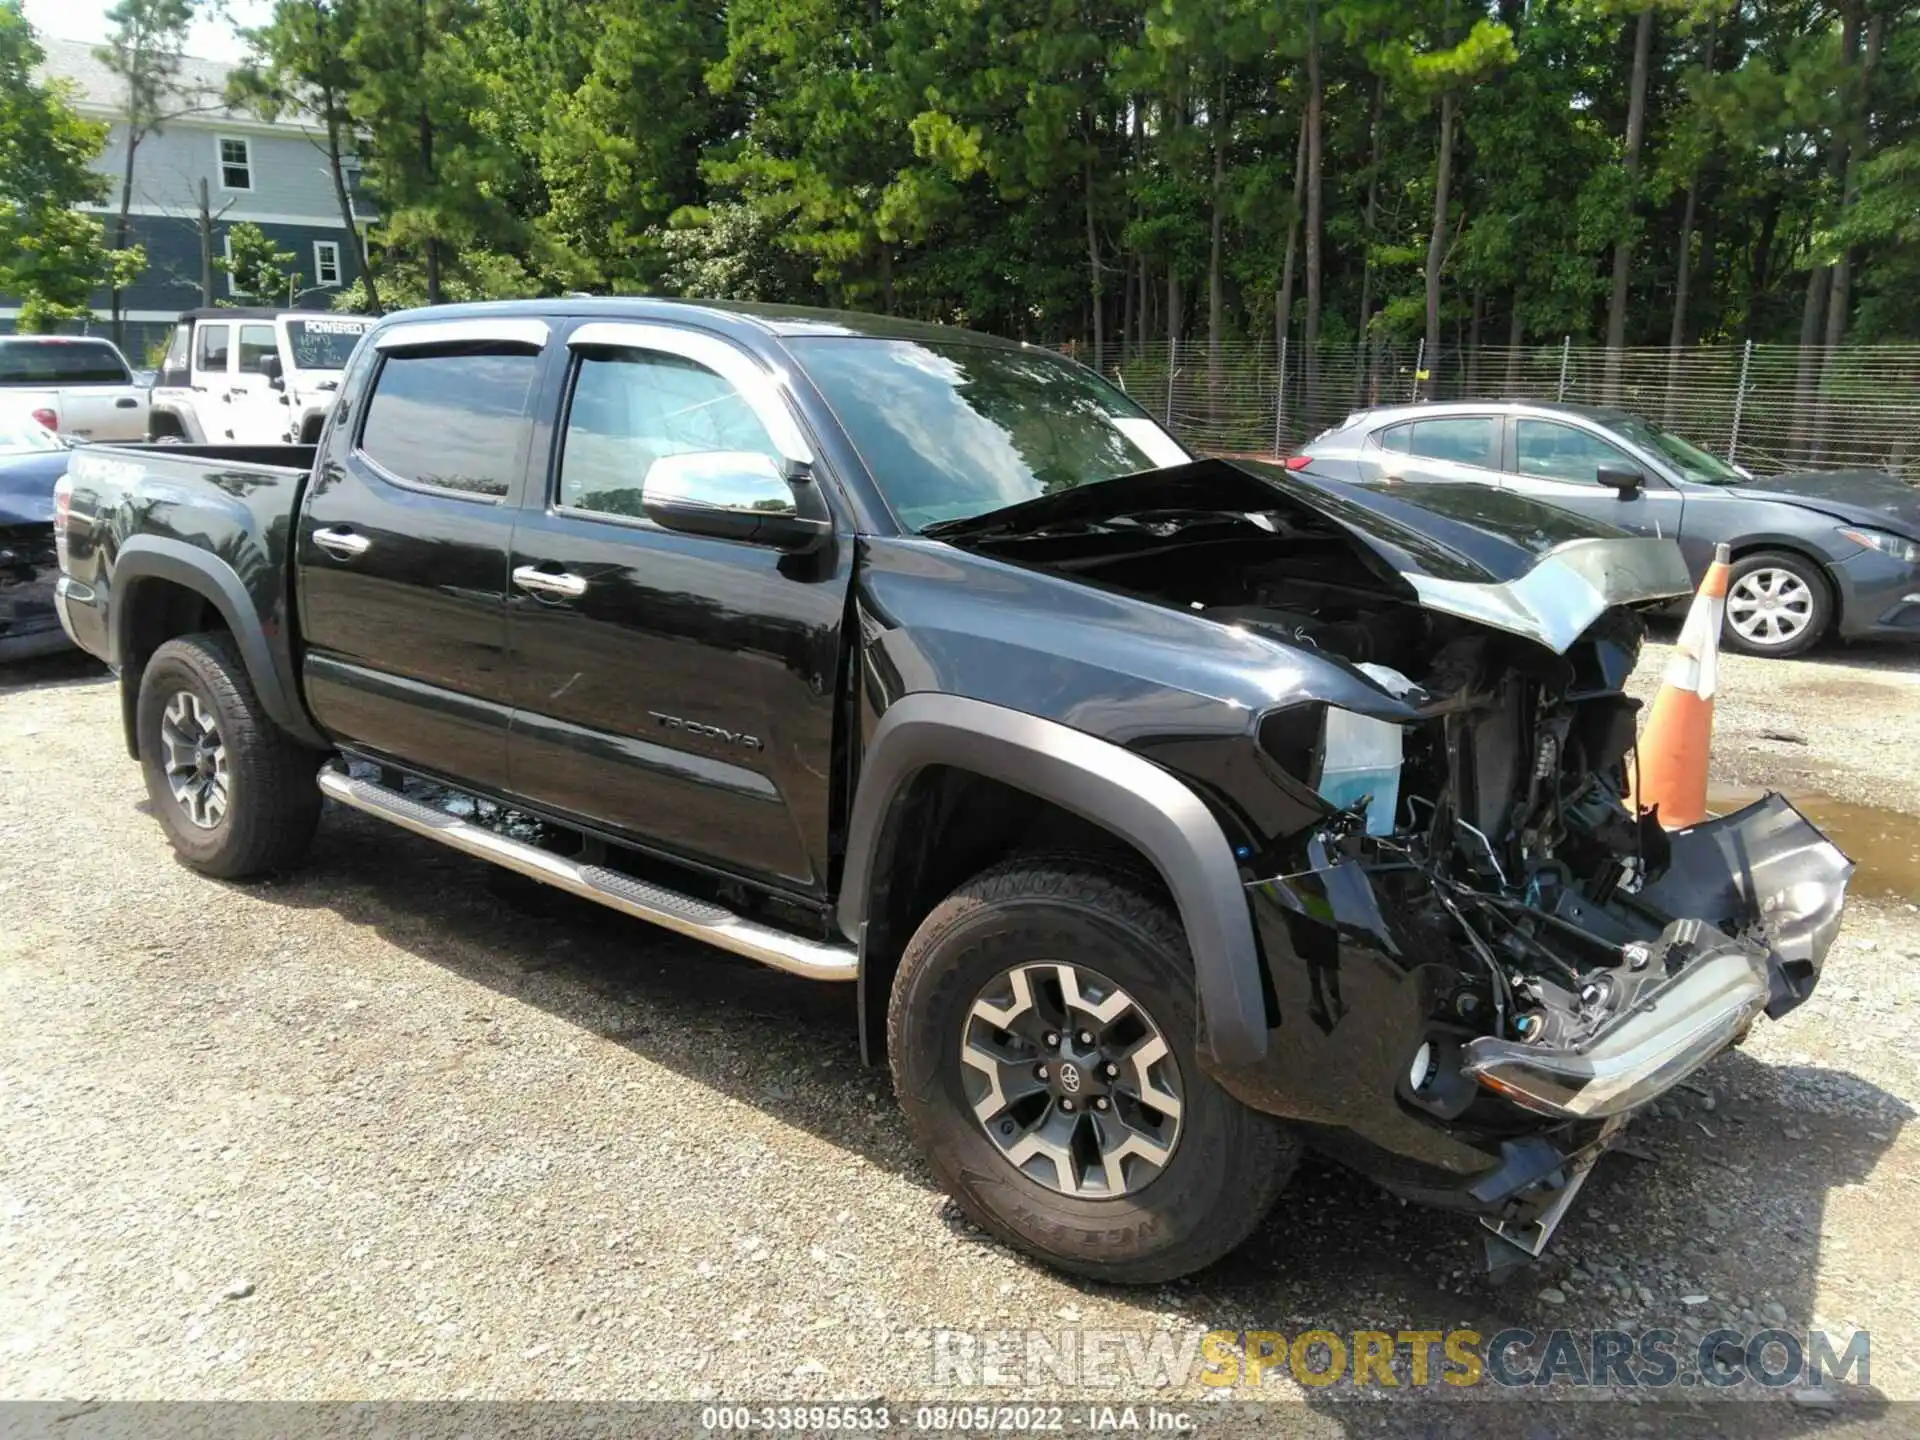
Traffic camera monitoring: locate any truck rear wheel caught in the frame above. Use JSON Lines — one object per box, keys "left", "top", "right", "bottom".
{"left": 888, "top": 857, "right": 1298, "bottom": 1283}
{"left": 137, "top": 633, "right": 322, "bottom": 878}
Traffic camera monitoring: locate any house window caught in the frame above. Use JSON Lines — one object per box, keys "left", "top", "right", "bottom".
{"left": 218, "top": 136, "right": 252, "bottom": 191}
{"left": 313, "top": 240, "right": 342, "bottom": 287}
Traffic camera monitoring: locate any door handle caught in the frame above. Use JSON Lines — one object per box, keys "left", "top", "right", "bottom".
{"left": 115, "top": 397, "right": 138, "bottom": 408}
{"left": 512, "top": 565, "right": 588, "bottom": 599}
{"left": 312, "top": 527, "right": 371, "bottom": 559}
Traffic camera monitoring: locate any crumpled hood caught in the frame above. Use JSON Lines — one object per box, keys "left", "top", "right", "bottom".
{"left": 929, "top": 458, "right": 1694, "bottom": 653}
{"left": 1728, "top": 468, "right": 1920, "bottom": 535}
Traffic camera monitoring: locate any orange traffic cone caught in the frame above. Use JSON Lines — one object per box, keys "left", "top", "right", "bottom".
{"left": 1632, "top": 542, "right": 1732, "bottom": 829}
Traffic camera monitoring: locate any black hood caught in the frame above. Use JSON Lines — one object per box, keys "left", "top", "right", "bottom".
{"left": 1729, "top": 468, "right": 1920, "bottom": 536}
{"left": 927, "top": 458, "right": 1693, "bottom": 655}
{"left": 928, "top": 457, "right": 1630, "bottom": 587}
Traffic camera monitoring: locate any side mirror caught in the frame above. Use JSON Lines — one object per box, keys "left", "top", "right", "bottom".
{"left": 1596, "top": 464, "right": 1644, "bottom": 498}
{"left": 641, "top": 451, "right": 830, "bottom": 552}
{"left": 257, "top": 353, "right": 284, "bottom": 389}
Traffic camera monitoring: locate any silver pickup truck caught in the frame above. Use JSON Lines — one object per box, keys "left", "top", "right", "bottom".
{"left": 0, "top": 335, "right": 149, "bottom": 442}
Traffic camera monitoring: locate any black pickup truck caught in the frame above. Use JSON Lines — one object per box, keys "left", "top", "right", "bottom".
{"left": 52, "top": 299, "right": 1852, "bottom": 1283}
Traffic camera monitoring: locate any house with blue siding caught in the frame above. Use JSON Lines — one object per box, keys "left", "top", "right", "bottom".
{"left": 8, "top": 38, "right": 372, "bottom": 363}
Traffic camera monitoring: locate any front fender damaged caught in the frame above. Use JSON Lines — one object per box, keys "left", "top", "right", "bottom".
{"left": 1221, "top": 626, "right": 1851, "bottom": 1265}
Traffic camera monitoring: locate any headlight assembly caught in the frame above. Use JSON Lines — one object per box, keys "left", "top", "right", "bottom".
{"left": 1838, "top": 526, "right": 1920, "bottom": 565}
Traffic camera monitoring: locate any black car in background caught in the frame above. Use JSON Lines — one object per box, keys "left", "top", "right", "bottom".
{"left": 0, "top": 406, "right": 75, "bottom": 661}
{"left": 1299, "top": 400, "right": 1920, "bottom": 657}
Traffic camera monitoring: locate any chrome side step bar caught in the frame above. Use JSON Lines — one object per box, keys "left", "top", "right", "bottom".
{"left": 317, "top": 765, "right": 858, "bottom": 982}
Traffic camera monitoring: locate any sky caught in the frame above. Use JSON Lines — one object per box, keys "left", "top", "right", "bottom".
{"left": 22, "top": 0, "right": 272, "bottom": 63}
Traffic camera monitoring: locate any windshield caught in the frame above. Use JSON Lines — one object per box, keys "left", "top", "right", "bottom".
{"left": 1607, "top": 413, "right": 1743, "bottom": 485}
{"left": 788, "top": 337, "right": 1190, "bottom": 530}
{"left": 284, "top": 318, "right": 371, "bottom": 372}
{"left": 0, "top": 339, "right": 130, "bottom": 386}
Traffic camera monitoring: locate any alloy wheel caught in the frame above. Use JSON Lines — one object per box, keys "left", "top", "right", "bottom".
{"left": 159, "top": 690, "right": 229, "bottom": 829}
{"left": 1727, "top": 567, "right": 1814, "bottom": 649}
{"left": 960, "top": 961, "right": 1184, "bottom": 1198}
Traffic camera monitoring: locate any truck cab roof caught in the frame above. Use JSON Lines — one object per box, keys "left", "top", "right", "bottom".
{"left": 375, "top": 296, "right": 1033, "bottom": 351}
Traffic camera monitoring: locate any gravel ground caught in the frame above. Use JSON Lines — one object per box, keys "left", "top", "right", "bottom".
{"left": 2, "top": 635, "right": 1918, "bottom": 1435}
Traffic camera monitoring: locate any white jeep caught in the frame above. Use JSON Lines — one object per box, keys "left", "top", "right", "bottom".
{"left": 148, "top": 309, "right": 375, "bottom": 446}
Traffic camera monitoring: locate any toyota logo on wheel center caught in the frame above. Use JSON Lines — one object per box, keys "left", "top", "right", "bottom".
{"left": 1058, "top": 1062, "right": 1082, "bottom": 1093}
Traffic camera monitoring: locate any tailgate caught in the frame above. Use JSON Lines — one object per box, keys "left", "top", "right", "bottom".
{"left": 56, "top": 387, "right": 145, "bottom": 442}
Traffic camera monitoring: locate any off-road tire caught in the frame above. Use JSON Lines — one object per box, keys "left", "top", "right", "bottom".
{"left": 1722, "top": 549, "right": 1831, "bottom": 659}
{"left": 137, "top": 632, "right": 322, "bottom": 878}
{"left": 888, "top": 857, "right": 1299, "bottom": 1283}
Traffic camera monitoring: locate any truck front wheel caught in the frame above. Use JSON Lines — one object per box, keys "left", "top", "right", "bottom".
{"left": 137, "top": 633, "right": 323, "bottom": 878}
{"left": 888, "top": 857, "right": 1298, "bottom": 1283}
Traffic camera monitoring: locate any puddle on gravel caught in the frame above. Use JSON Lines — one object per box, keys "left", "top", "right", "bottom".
{"left": 1709, "top": 786, "right": 1920, "bottom": 903}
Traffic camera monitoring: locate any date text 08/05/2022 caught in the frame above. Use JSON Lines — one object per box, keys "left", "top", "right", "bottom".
{"left": 701, "top": 1407, "right": 1196, "bottom": 1433}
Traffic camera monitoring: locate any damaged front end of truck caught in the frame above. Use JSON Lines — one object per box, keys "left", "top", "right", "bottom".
{"left": 933, "top": 459, "right": 1854, "bottom": 1266}
{"left": 1237, "top": 606, "right": 1852, "bottom": 1268}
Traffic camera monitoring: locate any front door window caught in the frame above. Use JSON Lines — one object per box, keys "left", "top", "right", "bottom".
{"left": 1514, "top": 420, "right": 1636, "bottom": 484}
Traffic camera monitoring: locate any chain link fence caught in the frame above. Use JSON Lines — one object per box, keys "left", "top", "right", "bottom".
{"left": 1077, "top": 339, "right": 1920, "bottom": 481}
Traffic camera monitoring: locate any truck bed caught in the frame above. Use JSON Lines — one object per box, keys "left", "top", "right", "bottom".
{"left": 57, "top": 443, "right": 324, "bottom": 734}
{"left": 90, "top": 442, "right": 318, "bottom": 474}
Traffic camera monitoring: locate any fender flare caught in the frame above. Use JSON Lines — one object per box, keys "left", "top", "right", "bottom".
{"left": 838, "top": 693, "right": 1269, "bottom": 1066}
{"left": 110, "top": 535, "right": 326, "bottom": 749}
{"left": 146, "top": 398, "right": 206, "bottom": 444}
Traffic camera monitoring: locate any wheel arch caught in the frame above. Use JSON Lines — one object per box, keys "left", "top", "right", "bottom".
{"left": 840, "top": 694, "right": 1268, "bottom": 1070}
{"left": 145, "top": 401, "right": 201, "bottom": 444}
{"left": 1725, "top": 540, "right": 1841, "bottom": 635}
{"left": 111, "top": 537, "right": 324, "bottom": 758}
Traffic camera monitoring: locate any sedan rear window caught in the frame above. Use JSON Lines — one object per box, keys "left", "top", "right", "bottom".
{"left": 0, "top": 339, "right": 132, "bottom": 386}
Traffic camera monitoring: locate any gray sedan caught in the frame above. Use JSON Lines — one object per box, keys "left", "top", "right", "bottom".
{"left": 1298, "top": 400, "right": 1920, "bottom": 657}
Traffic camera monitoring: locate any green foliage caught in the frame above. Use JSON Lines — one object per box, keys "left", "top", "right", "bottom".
{"left": 215, "top": 221, "right": 297, "bottom": 301}
{"left": 97, "top": 0, "right": 197, "bottom": 134}
{"left": 229, "top": 0, "right": 377, "bottom": 305}
{"left": 331, "top": 246, "right": 535, "bottom": 311}
{"left": 217, "top": 0, "right": 1920, "bottom": 350}
{"left": 0, "top": 1, "right": 144, "bottom": 328}
{"left": 659, "top": 202, "right": 815, "bottom": 300}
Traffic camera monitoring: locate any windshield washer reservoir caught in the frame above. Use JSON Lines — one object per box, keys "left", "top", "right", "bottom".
{"left": 1315, "top": 663, "right": 1416, "bottom": 836}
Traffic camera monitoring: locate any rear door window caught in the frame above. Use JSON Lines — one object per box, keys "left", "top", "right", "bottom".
{"left": 1406, "top": 417, "right": 1498, "bottom": 469}
{"left": 357, "top": 349, "right": 540, "bottom": 499}
{"left": 196, "top": 324, "right": 230, "bottom": 374}
{"left": 237, "top": 324, "right": 277, "bottom": 374}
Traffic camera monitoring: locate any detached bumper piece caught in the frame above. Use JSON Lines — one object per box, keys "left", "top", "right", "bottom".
{"left": 1463, "top": 795, "right": 1852, "bottom": 1121}
{"left": 1463, "top": 924, "right": 1768, "bottom": 1118}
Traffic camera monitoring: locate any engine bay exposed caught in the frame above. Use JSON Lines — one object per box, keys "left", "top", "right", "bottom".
{"left": 957, "top": 507, "right": 1852, "bottom": 1132}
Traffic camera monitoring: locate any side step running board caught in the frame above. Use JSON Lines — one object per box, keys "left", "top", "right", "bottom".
{"left": 317, "top": 765, "right": 857, "bottom": 982}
